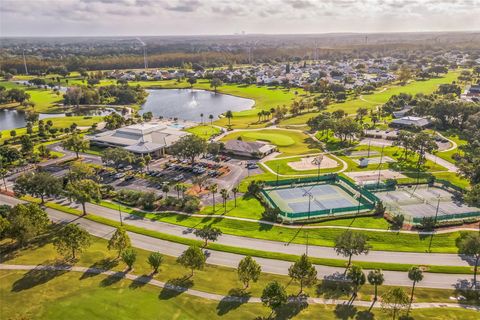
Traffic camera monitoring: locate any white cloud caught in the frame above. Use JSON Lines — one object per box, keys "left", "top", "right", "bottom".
{"left": 0, "top": 0, "right": 479, "bottom": 36}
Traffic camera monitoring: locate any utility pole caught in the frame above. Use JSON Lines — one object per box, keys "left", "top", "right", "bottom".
{"left": 376, "top": 145, "right": 384, "bottom": 188}
{"left": 316, "top": 155, "right": 324, "bottom": 182}
{"left": 23, "top": 49, "right": 28, "bottom": 75}
{"left": 118, "top": 204, "right": 123, "bottom": 226}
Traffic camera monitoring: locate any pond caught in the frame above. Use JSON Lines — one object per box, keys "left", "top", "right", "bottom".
{"left": 139, "top": 89, "right": 254, "bottom": 122}
{"left": 0, "top": 108, "right": 119, "bottom": 131}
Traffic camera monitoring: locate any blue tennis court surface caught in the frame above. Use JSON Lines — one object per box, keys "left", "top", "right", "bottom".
{"left": 265, "top": 183, "right": 358, "bottom": 214}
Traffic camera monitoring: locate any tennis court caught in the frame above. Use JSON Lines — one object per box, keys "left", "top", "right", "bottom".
{"left": 265, "top": 183, "right": 360, "bottom": 214}
{"left": 376, "top": 185, "right": 480, "bottom": 220}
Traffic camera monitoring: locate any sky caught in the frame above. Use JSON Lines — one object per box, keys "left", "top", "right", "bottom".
{"left": 1, "top": 0, "right": 480, "bottom": 37}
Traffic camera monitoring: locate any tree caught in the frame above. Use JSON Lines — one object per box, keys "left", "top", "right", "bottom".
{"left": 176, "top": 245, "right": 206, "bottom": 277}
{"left": 208, "top": 114, "right": 214, "bottom": 125}
{"left": 68, "top": 161, "right": 96, "bottom": 181}
{"left": 66, "top": 179, "right": 101, "bottom": 215}
{"left": 107, "top": 227, "right": 131, "bottom": 257}
{"left": 170, "top": 135, "right": 207, "bottom": 165}
{"left": 62, "top": 133, "right": 89, "bottom": 158}
{"left": 102, "top": 148, "right": 134, "bottom": 168}
{"left": 143, "top": 154, "right": 152, "bottom": 171}
{"left": 209, "top": 183, "right": 218, "bottom": 212}
{"left": 237, "top": 256, "right": 261, "bottom": 290}
{"left": 261, "top": 281, "right": 287, "bottom": 318}
{"left": 334, "top": 231, "right": 371, "bottom": 271}
{"left": 381, "top": 288, "right": 410, "bottom": 320}
{"left": 231, "top": 186, "right": 239, "bottom": 207}
{"left": 456, "top": 233, "right": 480, "bottom": 288}
{"left": 10, "top": 130, "right": 16, "bottom": 138}
{"left": 220, "top": 188, "right": 229, "bottom": 213}
{"left": 148, "top": 252, "right": 163, "bottom": 274}
{"left": 14, "top": 172, "right": 62, "bottom": 204}
{"left": 225, "top": 110, "right": 233, "bottom": 127}
{"left": 142, "top": 111, "right": 153, "bottom": 122}
{"left": 121, "top": 247, "right": 137, "bottom": 270}
{"left": 8, "top": 203, "right": 50, "bottom": 246}
{"left": 162, "top": 184, "right": 170, "bottom": 199}
{"left": 210, "top": 78, "right": 223, "bottom": 93}
{"left": 407, "top": 266, "right": 423, "bottom": 309}
{"left": 398, "top": 66, "right": 412, "bottom": 85}
{"left": 53, "top": 224, "right": 91, "bottom": 260}
{"left": 37, "top": 144, "right": 50, "bottom": 158}
{"left": 367, "top": 269, "right": 385, "bottom": 302}
{"left": 194, "top": 225, "right": 222, "bottom": 247}
{"left": 188, "top": 77, "right": 197, "bottom": 88}
{"left": 20, "top": 135, "right": 34, "bottom": 154}
{"left": 347, "top": 265, "right": 366, "bottom": 303}
{"left": 288, "top": 254, "right": 317, "bottom": 294}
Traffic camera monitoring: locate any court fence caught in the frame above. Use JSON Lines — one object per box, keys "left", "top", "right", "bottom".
{"left": 260, "top": 174, "right": 380, "bottom": 222}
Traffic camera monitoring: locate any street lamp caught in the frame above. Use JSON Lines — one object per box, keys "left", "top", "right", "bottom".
{"left": 315, "top": 155, "right": 324, "bottom": 182}
{"left": 118, "top": 204, "right": 123, "bottom": 226}
{"left": 302, "top": 187, "right": 314, "bottom": 256}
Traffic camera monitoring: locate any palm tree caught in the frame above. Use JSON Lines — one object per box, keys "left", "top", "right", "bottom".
{"left": 257, "top": 111, "right": 262, "bottom": 122}
{"left": 209, "top": 184, "right": 218, "bottom": 212}
{"left": 209, "top": 114, "right": 214, "bottom": 125}
{"left": 220, "top": 188, "right": 229, "bottom": 213}
{"left": 200, "top": 113, "right": 204, "bottom": 124}
{"left": 367, "top": 269, "right": 384, "bottom": 307}
{"left": 225, "top": 110, "right": 233, "bottom": 127}
{"left": 162, "top": 184, "right": 170, "bottom": 199}
{"left": 407, "top": 266, "right": 423, "bottom": 312}
{"left": 174, "top": 184, "right": 182, "bottom": 199}
{"left": 231, "top": 186, "right": 239, "bottom": 207}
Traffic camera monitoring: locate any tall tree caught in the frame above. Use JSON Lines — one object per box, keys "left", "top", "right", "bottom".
{"left": 209, "top": 183, "right": 218, "bottom": 212}
{"left": 334, "top": 231, "right": 371, "bottom": 271}
{"left": 66, "top": 179, "right": 101, "bottom": 215}
{"left": 347, "top": 265, "right": 366, "bottom": 303}
{"left": 261, "top": 281, "right": 287, "bottom": 319}
{"left": 121, "top": 247, "right": 137, "bottom": 271}
{"left": 231, "top": 186, "right": 239, "bottom": 207}
{"left": 170, "top": 135, "right": 207, "bottom": 165}
{"left": 14, "top": 172, "right": 62, "bottom": 204}
{"left": 381, "top": 288, "right": 410, "bottom": 320}
{"left": 237, "top": 256, "right": 261, "bottom": 290}
{"left": 53, "top": 224, "right": 91, "bottom": 260}
{"left": 456, "top": 233, "right": 480, "bottom": 288}
{"left": 107, "top": 227, "right": 131, "bottom": 257}
{"left": 225, "top": 110, "right": 233, "bottom": 127}
{"left": 176, "top": 245, "right": 206, "bottom": 277}
{"left": 367, "top": 269, "right": 384, "bottom": 303}
{"left": 147, "top": 252, "right": 163, "bottom": 274}
{"left": 194, "top": 225, "right": 222, "bottom": 247}
{"left": 407, "top": 266, "right": 424, "bottom": 310}
{"left": 8, "top": 203, "right": 50, "bottom": 246}
{"left": 210, "top": 78, "right": 223, "bottom": 93}
{"left": 288, "top": 254, "right": 317, "bottom": 294}
{"left": 220, "top": 188, "right": 229, "bottom": 213}
{"left": 62, "top": 133, "right": 89, "bottom": 158}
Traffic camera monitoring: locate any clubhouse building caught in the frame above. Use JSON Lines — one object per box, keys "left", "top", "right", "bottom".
{"left": 89, "top": 122, "right": 188, "bottom": 157}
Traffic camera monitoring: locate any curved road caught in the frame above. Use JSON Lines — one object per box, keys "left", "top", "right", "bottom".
{"left": 1, "top": 194, "right": 476, "bottom": 291}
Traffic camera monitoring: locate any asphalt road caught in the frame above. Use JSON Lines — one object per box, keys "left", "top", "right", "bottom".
{"left": 0, "top": 194, "right": 472, "bottom": 268}
{"left": 0, "top": 194, "right": 476, "bottom": 290}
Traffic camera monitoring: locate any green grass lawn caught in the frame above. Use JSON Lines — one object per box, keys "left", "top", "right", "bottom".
{"left": 280, "top": 70, "right": 462, "bottom": 126}
{"left": 435, "top": 132, "right": 467, "bottom": 164}
{"left": 3, "top": 270, "right": 476, "bottom": 320}
{"left": 186, "top": 124, "right": 221, "bottom": 140}
{"left": 1, "top": 233, "right": 477, "bottom": 320}
{"left": 220, "top": 129, "right": 321, "bottom": 156}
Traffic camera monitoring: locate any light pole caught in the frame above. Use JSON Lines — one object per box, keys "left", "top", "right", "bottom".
{"left": 316, "top": 155, "right": 324, "bottom": 182}
{"left": 118, "top": 204, "right": 123, "bottom": 226}
{"left": 303, "top": 187, "right": 314, "bottom": 256}
{"left": 428, "top": 196, "right": 441, "bottom": 252}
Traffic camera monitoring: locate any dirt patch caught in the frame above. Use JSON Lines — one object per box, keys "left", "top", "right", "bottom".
{"left": 287, "top": 155, "right": 339, "bottom": 171}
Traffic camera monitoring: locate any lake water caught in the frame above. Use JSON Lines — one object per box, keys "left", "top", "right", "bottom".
{"left": 0, "top": 89, "right": 254, "bottom": 130}
{"left": 139, "top": 89, "right": 254, "bottom": 122}
{"left": 0, "top": 108, "right": 118, "bottom": 131}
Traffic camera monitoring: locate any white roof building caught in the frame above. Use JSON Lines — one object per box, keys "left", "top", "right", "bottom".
{"left": 89, "top": 122, "right": 188, "bottom": 156}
